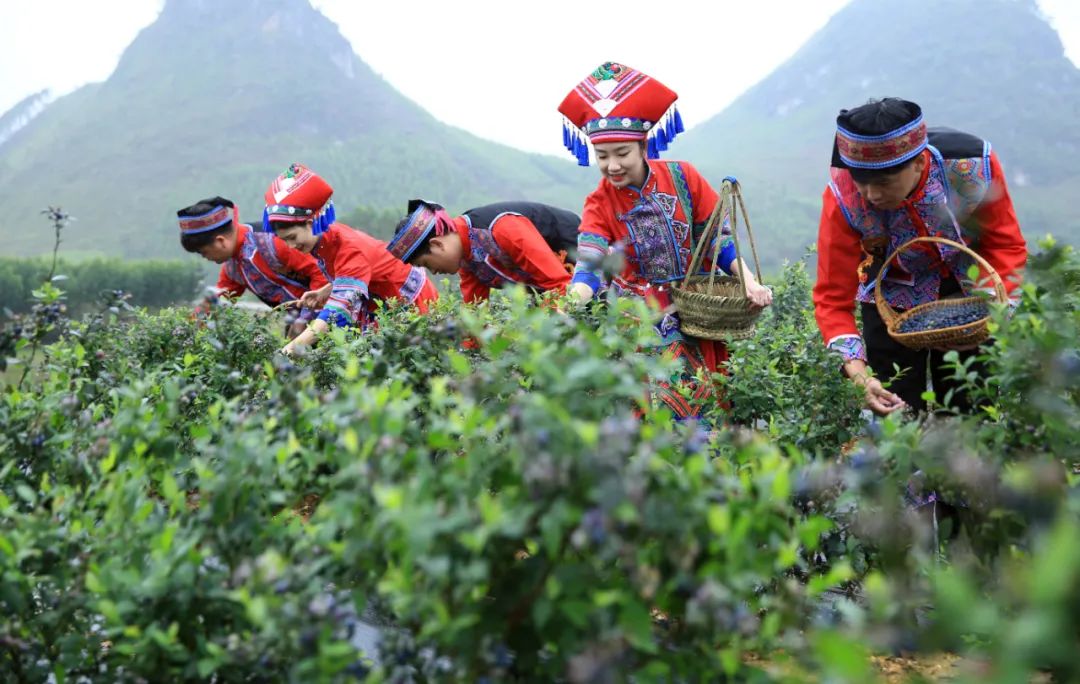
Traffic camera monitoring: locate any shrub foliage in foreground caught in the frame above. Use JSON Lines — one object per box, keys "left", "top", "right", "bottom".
{"left": 0, "top": 245, "right": 1077, "bottom": 683}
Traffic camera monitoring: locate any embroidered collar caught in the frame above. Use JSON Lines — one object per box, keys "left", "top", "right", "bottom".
{"left": 453, "top": 216, "right": 472, "bottom": 269}
{"left": 231, "top": 223, "right": 251, "bottom": 259}
{"left": 312, "top": 228, "right": 333, "bottom": 261}
{"left": 622, "top": 162, "right": 656, "bottom": 198}
{"left": 901, "top": 150, "right": 932, "bottom": 207}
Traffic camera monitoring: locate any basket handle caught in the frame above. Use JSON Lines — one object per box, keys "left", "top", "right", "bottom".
{"left": 681, "top": 179, "right": 763, "bottom": 299}
{"left": 683, "top": 183, "right": 728, "bottom": 287}
{"left": 873, "top": 236, "right": 1008, "bottom": 326}
{"left": 728, "top": 179, "right": 763, "bottom": 291}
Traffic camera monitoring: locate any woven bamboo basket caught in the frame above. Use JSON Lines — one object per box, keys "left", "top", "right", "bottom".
{"left": 874, "top": 236, "right": 1007, "bottom": 350}
{"left": 671, "top": 178, "right": 764, "bottom": 341}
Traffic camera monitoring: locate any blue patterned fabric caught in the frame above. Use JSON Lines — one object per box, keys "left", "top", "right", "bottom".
{"left": 318, "top": 276, "right": 370, "bottom": 328}
{"left": 826, "top": 334, "right": 868, "bottom": 363}
{"left": 223, "top": 226, "right": 310, "bottom": 309}
{"left": 830, "top": 145, "right": 993, "bottom": 310}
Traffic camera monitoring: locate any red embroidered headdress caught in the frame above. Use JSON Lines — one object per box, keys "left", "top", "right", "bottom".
{"left": 262, "top": 163, "right": 337, "bottom": 235}
{"left": 558, "top": 61, "right": 683, "bottom": 166}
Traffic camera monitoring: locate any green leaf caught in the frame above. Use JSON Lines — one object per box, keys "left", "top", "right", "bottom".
{"left": 707, "top": 504, "right": 730, "bottom": 535}
{"left": 157, "top": 524, "right": 177, "bottom": 553}
{"left": 86, "top": 571, "right": 104, "bottom": 594}
{"left": 15, "top": 484, "right": 36, "bottom": 505}
{"left": 97, "top": 599, "right": 121, "bottom": 624}
{"left": 196, "top": 658, "right": 218, "bottom": 678}
{"left": 342, "top": 429, "right": 359, "bottom": 453}
{"left": 770, "top": 466, "right": 790, "bottom": 500}
{"left": 374, "top": 485, "right": 404, "bottom": 510}
{"left": 447, "top": 350, "right": 470, "bottom": 376}
{"left": 161, "top": 474, "right": 181, "bottom": 508}
{"left": 560, "top": 599, "right": 592, "bottom": 628}
{"left": 100, "top": 446, "right": 118, "bottom": 475}
{"left": 619, "top": 599, "right": 657, "bottom": 653}
{"left": 532, "top": 597, "right": 553, "bottom": 628}
{"left": 807, "top": 561, "right": 854, "bottom": 597}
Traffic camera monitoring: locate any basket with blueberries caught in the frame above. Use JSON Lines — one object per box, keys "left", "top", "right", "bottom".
{"left": 874, "top": 237, "right": 1007, "bottom": 350}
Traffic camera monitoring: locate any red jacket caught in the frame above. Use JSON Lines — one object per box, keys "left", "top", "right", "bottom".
{"left": 313, "top": 223, "right": 438, "bottom": 328}
{"left": 217, "top": 224, "right": 327, "bottom": 318}
{"left": 456, "top": 215, "right": 571, "bottom": 303}
{"left": 813, "top": 149, "right": 1026, "bottom": 361}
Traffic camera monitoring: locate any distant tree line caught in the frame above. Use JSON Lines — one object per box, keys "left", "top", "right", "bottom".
{"left": 0, "top": 257, "right": 206, "bottom": 314}
{"left": 338, "top": 205, "right": 402, "bottom": 241}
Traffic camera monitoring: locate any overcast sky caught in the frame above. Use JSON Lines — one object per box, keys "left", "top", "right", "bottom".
{"left": 1, "top": 0, "right": 1078, "bottom": 156}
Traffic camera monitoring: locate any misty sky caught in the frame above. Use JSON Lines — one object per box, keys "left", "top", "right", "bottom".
{"left": 2, "top": 0, "right": 1079, "bottom": 157}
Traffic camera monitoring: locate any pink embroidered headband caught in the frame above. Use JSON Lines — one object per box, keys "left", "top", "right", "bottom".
{"left": 178, "top": 203, "right": 238, "bottom": 234}
{"left": 386, "top": 199, "right": 454, "bottom": 261}
{"left": 835, "top": 114, "right": 928, "bottom": 170}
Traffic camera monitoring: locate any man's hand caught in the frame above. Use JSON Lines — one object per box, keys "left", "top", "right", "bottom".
{"left": 844, "top": 359, "right": 905, "bottom": 415}
{"left": 300, "top": 284, "right": 331, "bottom": 310}
{"left": 280, "top": 341, "right": 298, "bottom": 357}
{"left": 855, "top": 375, "right": 906, "bottom": 415}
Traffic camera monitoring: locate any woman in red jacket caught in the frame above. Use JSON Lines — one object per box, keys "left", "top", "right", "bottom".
{"left": 557, "top": 62, "right": 772, "bottom": 421}
{"left": 261, "top": 164, "right": 439, "bottom": 355}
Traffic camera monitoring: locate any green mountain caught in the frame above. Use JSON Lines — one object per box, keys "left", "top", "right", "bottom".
{"left": 0, "top": 0, "right": 590, "bottom": 258}
{"left": 681, "top": 0, "right": 1080, "bottom": 269}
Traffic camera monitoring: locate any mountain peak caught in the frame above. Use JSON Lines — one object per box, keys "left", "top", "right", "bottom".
{"left": 0, "top": 0, "right": 588, "bottom": 258}
{"left": 681, "top": 0, "right": 1080, "bottom": 265}
{"left": 0, "top": 90, "right": 52, "bottom": 150}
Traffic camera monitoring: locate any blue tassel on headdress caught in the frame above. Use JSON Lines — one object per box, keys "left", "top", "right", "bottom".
{"left": 673, "top": 106, "right": 685, "bottom": 134}
{"left": 647, "top": 136, "right": 659, "bottom": 159}
{"left": 576, "top": 135, "right": 590, "bottom": 166}
{"left": 655, "top": 126, "right": 669, "bottom": 152}
{"left": 262, "top": 207, "right": 271, "bottom": 232}
{"left": 311, "top": 202, "right": 335, "bottom": 236}
{"left": 563, "top": 123, "right": 570, "bottom": 151}
{"left": 665, "top": 113, "right": 676, "bottom": 141}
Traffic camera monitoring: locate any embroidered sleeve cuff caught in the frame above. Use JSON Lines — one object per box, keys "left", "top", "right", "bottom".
{"left": 576, "top": 232, "right": 610, "bottom": 264}
{"left": 826, "top": 334, "right": 867, "bottom": 363}
{"left": 318, "top": 306, "right": 353, "bottom": 328}
{"left": 571, "top": 269, "right": 603, "bottom": 294}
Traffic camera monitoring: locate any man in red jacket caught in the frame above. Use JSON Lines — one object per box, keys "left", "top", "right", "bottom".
{"left": 812, "top": 98, "right": 1027, "bottom": 414}
{"left": 387, "top": 200, "right": 577, "bottom": 303}
{"left": 259, "top": 164, "right": 438, "bottom": 355}
{"left": 178, "top": 196, "right": 327, "bottom": 338}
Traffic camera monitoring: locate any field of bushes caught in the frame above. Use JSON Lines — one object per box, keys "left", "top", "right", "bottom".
{"left": 1, "top": 222, "right": 1078, "bottom": 681}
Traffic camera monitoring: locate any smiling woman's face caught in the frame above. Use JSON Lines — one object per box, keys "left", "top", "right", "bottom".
{"left": 272, "top": 221, "right": 318, "bottom": 253}
{"left": 592, "top": 141, "right": 648, "bottom": 189}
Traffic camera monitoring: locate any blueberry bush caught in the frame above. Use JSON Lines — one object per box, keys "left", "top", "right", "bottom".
{"left": 1, "top": 212, "right": 1077, "bottom": 682}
